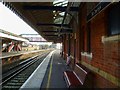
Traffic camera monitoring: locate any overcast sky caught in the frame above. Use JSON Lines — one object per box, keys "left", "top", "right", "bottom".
{"left": 0, "top": 2, "right": 60, "bottom": 46}
{"left": 0, "top": 2, "right": 38, "bottom": 35}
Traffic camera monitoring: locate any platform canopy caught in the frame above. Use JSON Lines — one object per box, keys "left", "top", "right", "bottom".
{"left": 0, "top": 29, "right": 29, "bottom": 42}
{"left": 3, "top": 1, "right": 79, "bottom": 43}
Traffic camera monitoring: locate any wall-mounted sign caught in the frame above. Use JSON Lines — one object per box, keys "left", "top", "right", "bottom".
{"left": 87, "top": 2, "right": 111, "bottom": 22}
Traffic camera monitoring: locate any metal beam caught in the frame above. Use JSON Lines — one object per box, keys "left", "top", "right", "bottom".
{"left": 43, "top": 32, "right": 58, "bottom": 35}
{"left": 44, "top": 35, "right": 58, "bottom": 36}
{"left": 47, "top": 37, "right": 62, "bottom": 39}
{"left": 59, "top": 2, "right": 73, "bottom": 33}
{"left": 42, "top": 28, "right": 72, "bottom": 32}
{"left": 23, "top": 5, "right": 79, "bottom": 12}
{"left": 42, "top": 30, "right": 72, "bottom": 33}
{"left": 47, "top": 38, "right": 61, "bottom": 40}
{"left": 20, "top": 34, "right": 39, "bottom": 35}
{"left": 36, "top": 23, "right": 69, "bottom": 27}
{"left": 42, "top": 31, "right": 57, "bottom": 33}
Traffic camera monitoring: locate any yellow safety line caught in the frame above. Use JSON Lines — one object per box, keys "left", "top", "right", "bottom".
{"left": 46, "top": 55, "right": 53, "bottom": 89}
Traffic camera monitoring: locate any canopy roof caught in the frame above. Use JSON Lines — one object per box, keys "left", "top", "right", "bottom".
{"left": 3, "top": 1, "right": 79, "bottom": 43}
{"left": 0, "top": 29, "right": 29, "bottom": 42}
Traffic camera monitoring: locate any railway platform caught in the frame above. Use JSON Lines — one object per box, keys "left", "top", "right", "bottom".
{"left": 20, "top": 50, "right": 68, "bottom": 89}
{"left": 0, "top": 50, "right": 48, "bottom": 59}
{"left": 1, "top": 1, "right": 120, "bottom": 88}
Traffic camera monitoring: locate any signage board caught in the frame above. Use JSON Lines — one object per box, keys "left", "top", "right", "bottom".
{"left": 87, "top": 2, "right": 111, "bottom": 22}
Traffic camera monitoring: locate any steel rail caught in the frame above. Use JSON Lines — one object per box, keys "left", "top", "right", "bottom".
{"left": 1, "top": 52, "right": 50, "bottom": 87}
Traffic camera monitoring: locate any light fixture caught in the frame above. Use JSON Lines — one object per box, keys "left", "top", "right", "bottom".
{"left": 53, "top": 10, "right": 56, "bottom": 13}
{"left": 55, "top": 14, "right": 57, "bottom": 16}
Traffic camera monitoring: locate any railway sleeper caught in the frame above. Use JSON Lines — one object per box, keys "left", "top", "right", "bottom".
{"left": 13, "top": 77, "right": 27, "bottom": 80}
{"left": 16, "top": 75, "right": 28, "bottom": 78}
{"left": 6, "top": 82, "right": 23, "bottom": 85}
{"left": 3, "top": 86, "right": 20, "bottom": 88}
{"left": 10, "top": 79, "right": 25, "bottom": 83}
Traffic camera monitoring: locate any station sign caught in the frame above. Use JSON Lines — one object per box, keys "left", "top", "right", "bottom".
{"left": 87, "top": 2, "right": 111, "bottom": 22}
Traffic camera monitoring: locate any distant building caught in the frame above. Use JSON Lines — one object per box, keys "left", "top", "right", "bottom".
{"left": 20, "top": 34, "right": 46, "bottom": 42}
{"left": 49, "top": 44, "right": 57, "bottom": 49}
{"left": 0, "top": 29, "right": 29, "bottom": 52}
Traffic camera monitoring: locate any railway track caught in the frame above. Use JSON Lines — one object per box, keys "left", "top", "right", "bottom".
{"left": 1, "top": 51, "right": 50, "bottom": 89}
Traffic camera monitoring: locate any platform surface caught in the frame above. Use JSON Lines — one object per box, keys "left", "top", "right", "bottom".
{"left": 41, "top": 50, "right": 68, "bottom": 89}
{"left": 20, "top": 50, "right": 69, "bottom": 89}
{"left": 20, "top": 50, "right": 54, "bottom": 90}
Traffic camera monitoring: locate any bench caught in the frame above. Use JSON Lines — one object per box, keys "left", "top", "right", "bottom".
{"left": 63, "top": 63, "right": 93, "bottom": 88}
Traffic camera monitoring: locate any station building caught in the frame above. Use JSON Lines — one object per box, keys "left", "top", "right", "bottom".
{"left": 2, "top": 1, "right": 120, "bottom": 88}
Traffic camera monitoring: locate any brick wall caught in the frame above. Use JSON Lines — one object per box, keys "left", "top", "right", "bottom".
{"left": 94, "top": 74, "right": 117, "bottom": 88}
{"left": 62, "top": 2, "right": 120, "bottom": 88}
{"left": 78, "top": 2, "right": 120, "bottom": 88}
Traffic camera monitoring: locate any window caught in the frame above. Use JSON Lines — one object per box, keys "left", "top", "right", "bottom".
{"left": 87, "top": 22, "right": 91, "bottom": 53}
{"left": 108, "top": 3, "right": 120, "bottom": 36}
{"left": 81, "top": 23, "right": 91, "bottom": 53}
{"left": 68, "top": 34, "right": 70, "bottom": 56}
{"left": 81, "top": 26, "right": 85, "bottom": 52}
